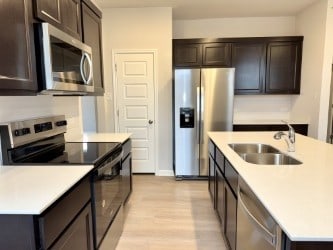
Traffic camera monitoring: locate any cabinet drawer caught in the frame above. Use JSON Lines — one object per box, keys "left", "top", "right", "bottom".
{"left": 39, "top": 177, "right": 91, "bottom": 249}
{"left": 225, "top": 160, "right": 238, "bottom": 196}
{"left": 208, "top": 140, "right": 215, "bottom": 158}
{"left": 216, "top": 149, "right": 224, "bottom": 173}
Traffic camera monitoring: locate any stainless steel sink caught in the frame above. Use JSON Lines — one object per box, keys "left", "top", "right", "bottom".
{"left": 239, "top": 153, "right": 302, "bottom": 165}
{"left": 229, "top": 143, "right": 280, "bottom": 154}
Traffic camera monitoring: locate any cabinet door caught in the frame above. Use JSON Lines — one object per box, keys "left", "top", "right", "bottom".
{"left": 265, "top": 41, "right": 302, "bottom": 94}
{"left": 203, "top": 43, "right": 231, "bottom": 66}
{"left": 82, "top": 3, "right": 104, "bottom": 93}
{"left": 50, "top": 203, "right": 93, "bottom": 250}
{"left": 225, "top": 184, "right": 237, "bottom": 250}
{"left": 216, "top": 166, "right": 226, "bottom": 230}
{"left": 61, "top": 0, "right": 82, "bottom": 40}
{"left": 0, "top": 0, "right": 37, "bottom": 94}
{"left": 34, "top": 0, "right": 61, "bottom": 25}
{"left": 34, "top": 0, "right": 82, "bottom": 40}
{"left": 173, "top": 44, "right": 202, "bottom": 67}
{"left": 232, "top": 43, "right": 266, "bottom": 94}
{"left": 121, "top": 155, "right": 132, "bottom": 203}
{"left": 208, "top": 155, "right": 216, "bottom": 207}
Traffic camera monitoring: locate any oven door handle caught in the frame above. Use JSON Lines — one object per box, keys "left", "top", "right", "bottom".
{"left": 97, "top": 150, "right": 123, "bottom": 175}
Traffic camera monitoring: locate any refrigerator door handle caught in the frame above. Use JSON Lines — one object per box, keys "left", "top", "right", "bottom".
{"left": 200, "top": 86, "right": 204, "bottom": 144}
{"left": 196, "top": 86, "right": 200, "bottom": 144}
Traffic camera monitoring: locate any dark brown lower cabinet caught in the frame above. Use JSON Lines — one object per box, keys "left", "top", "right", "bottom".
{"left": 225, "top": 184, "right": 237, "bottom": 250}
{"left": 215, "top": 165, "right": 225, "bottom": 229}
{"left": 50, "top": 203, "right": 93, "bottom": 250}
{"left": 208, "top": 154, "right": 216, "bottom": 207}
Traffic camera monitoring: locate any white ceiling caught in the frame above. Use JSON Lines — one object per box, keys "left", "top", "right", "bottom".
{"left": 95, "top": 0, "right": 320, "bottom": 20}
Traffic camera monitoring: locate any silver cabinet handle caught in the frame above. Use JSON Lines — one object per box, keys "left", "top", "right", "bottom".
{"left": 148, "top": 120, "right": 153, "bottom": 124}
{"left": 238, "top": 188, "right": 277, "bottom": 246}
{"left": 80, "top": 52, "right": 93, "bottom": 85}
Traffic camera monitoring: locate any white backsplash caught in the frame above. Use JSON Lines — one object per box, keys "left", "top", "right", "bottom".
{"left": 233, "top": 95, "right": 293, "bottom": 123}
{"left": 0, "top": 95, "right": 82, "bottom": 138}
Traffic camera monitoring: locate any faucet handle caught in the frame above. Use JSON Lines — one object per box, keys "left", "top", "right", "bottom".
{"left": 281, "top": 120, "right": 293, "bottom": 130}
{"left": 281, "top": 120, "right": 295, "bottom": 143}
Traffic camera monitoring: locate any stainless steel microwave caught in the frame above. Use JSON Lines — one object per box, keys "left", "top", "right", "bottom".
{"left": 37, "top": 23, "right": 94, "bottom": 95}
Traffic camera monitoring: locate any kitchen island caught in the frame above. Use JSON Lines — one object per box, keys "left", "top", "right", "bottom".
{"left": 209, "top": 131, "right": 333, "bottom": 249}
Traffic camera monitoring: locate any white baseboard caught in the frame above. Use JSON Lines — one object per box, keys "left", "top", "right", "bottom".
{"left": 156, "top": 170, "right": 174, "bottom": 176}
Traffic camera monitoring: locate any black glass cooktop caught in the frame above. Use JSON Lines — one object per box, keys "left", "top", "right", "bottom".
{"left": 9, "top": 140, "right": 121, "bottom": 165}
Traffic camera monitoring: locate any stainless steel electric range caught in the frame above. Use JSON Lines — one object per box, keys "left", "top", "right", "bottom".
{"left": 0, "top": 115, "right": 124, "bottom": 249}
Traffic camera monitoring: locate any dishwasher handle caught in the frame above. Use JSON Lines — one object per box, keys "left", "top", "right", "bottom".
{"left": 238, "top": 187, "right": 277, "bottom": 246}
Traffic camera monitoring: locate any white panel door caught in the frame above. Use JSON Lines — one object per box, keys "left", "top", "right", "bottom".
{"left": 114, "top": 52, "right": 155, "bottom": 173}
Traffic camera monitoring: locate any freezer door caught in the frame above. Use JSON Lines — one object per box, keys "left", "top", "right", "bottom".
{"left": 200, "top": 68, "right": 235, "bottom": 176}
{"left": 174, "top": 69, "right": 200, "bottom": 176}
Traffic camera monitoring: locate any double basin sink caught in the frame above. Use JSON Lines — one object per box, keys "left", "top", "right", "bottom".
{"left": 229, "top": 143, "right": 302, "bottom": 165}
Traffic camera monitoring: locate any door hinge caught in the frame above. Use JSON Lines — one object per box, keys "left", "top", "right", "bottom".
{"left": 117, "top": 109, "right": 119, "bottom": 117}
{"left": 115, "top": 64, "right": 117, "bottom": 72}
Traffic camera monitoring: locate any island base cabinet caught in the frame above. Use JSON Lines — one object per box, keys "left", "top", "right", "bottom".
{"left": 215, "top": 165, "right": 225, "bottom": 229}
{"left": 225, "top": 184, "right": 237, "bottom": 250}
{"left": 283, "top": 234, "right": 333, "bottom": 250}
{"left": 208, "top": 154, "right": 216, "bottom": 207}
{"left": 0, "top": 215, "right": 36, "bottom": 249}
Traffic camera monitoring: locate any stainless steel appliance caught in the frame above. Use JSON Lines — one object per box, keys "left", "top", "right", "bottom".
{"left": 237, "top": 177, "right": 282, "bottom": 250}
{"left": 0, "top": 116, "right": 125, "bottom": 250}
{"left": 36, "top": 23, "right": 94, "bottom": 95}
{"left": 174, "top": 68, "right": 235, "bottom": 178}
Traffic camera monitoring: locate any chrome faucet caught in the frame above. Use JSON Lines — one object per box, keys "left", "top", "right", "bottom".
{"left": 273, "top": 120, "right": 295, "bottom": 152}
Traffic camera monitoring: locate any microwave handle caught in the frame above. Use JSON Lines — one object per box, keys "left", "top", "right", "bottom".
{"left": 80, "top": 53, "right": 93, "bottom": 85}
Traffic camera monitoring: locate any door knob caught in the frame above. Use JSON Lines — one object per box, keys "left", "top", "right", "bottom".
{"left": 148, "top": 120, "right": 153, "bottom": 124}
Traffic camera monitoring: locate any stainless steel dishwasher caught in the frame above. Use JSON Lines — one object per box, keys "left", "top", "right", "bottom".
{"left": 237, "top": 177, "right": 282, "bottom": 250}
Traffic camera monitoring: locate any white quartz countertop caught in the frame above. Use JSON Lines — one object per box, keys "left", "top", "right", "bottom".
{"left": 208, "top": 131, "right": 333, "bottom": 241}
{"left": 0, "top": 164, "right": 93, "bottom": 215}
{"left": 66, "top": 133, "right": 131, "bottom": 143}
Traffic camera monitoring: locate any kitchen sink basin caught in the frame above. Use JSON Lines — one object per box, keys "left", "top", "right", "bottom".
{"left": 239, "top": 153, "right": 302, "bottom": 165}
{"left": 229, "top": 143, "right": 280, "bottom": 154}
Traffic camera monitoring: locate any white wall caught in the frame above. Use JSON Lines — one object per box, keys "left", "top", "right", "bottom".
{"left": 100, "top": 7, "right": 173, "bottom": 174}
{"left": 293, "top": 0, "right": 333, "bottom": 139}
{"left": 173, "top": 17, "right": 296, "bottom": 38}
{"left": 174, "top": 17, "right": 297, "bottom": 123}
{"left": 0, "top": 96, "right": 83, "bottom": 138}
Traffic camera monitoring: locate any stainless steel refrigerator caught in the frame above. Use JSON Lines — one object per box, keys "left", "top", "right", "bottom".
{"left": 174, "top": 68, "right": 235, "bottom": 178}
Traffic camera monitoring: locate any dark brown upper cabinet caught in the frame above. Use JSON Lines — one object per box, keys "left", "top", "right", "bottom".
{"left": 173, "top": 37, "right": 303, "bottom": 95}
{"left": 81, "top": 1, "right": 104, "bottom": 94}
{"left": 173, "top": 43, "right": 202, "bottom": 67}
{"left": 232, "top": 43, "right": 266, "bottom": 94}
{"left": 34, "top": 0, "right": 82, "bottom": 40}
{"left": 0, "top": 0, "right": 38, "bottom": 95}
{"left": 203, "top": 43, "right": 231, "bottom": 66}
{"left": 265, "top": 41, "right": 302, "bottom": 94}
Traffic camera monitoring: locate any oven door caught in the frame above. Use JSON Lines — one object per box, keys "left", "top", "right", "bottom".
{"left": 91, "top": 151, "right": 123, "bottom": 248}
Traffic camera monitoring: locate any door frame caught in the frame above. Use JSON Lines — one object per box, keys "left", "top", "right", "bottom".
{"left": 112, "top": 49, "right": 159, "bottom": 174}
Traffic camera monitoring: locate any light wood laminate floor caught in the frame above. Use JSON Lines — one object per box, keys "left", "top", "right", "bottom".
{"left": 116, "top": 175, "right": 227, "bottom": 250}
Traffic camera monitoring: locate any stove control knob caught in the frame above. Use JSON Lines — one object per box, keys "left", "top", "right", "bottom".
{"left": 14, "top": 129, "right": 21, "bottom": 137}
